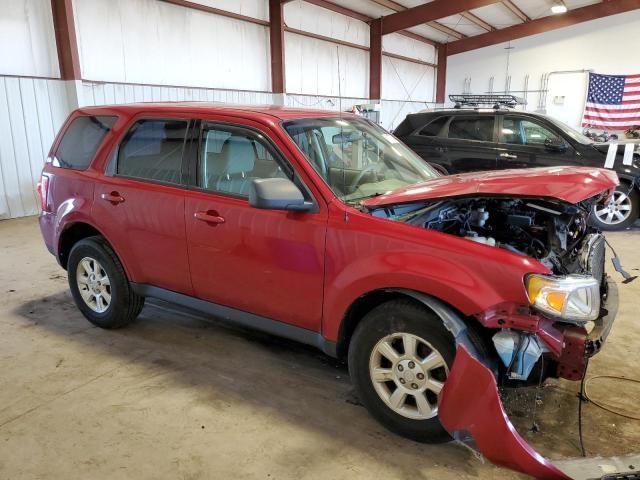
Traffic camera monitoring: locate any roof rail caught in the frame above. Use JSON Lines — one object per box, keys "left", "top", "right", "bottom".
{"left": 449, "top": 94, "right": 526, "bottom": 109}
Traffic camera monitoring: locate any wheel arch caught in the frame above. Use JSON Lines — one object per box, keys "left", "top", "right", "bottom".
{"left": 58, "top": 222, "right": 125, "bottom": 273}
{"left": 335, "top": 288, "right": 488, "bottom": 361}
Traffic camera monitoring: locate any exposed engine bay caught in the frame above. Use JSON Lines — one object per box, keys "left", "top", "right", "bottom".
{"left": 369, "top": 195, "right": 605, "bottom": 279}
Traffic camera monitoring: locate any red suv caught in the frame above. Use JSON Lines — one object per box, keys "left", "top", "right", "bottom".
{"left": 39, "top": 103, "right": 618, "bottom": 478}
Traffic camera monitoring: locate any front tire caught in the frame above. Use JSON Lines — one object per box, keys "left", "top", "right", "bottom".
{"left": 348, "top": 299, "right": 455, "bottom": 443}
{"left": 68, "top": 236, "right": 144, "bottom": 329}
{"left": 590, "top": 185, "right": 639, "bottom": 230}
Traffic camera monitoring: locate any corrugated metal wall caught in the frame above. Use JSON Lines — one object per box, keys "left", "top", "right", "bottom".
{"left": 0, "top": 0, "right": 438, "bottom": 219}
{"left": 0, "top": 76, "right": 70, "bottom": 219}
{"left": 81, "top": 82, "right": 274, "bottom": 106}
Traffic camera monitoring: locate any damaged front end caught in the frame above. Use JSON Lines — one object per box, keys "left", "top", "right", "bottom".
{"left": 437, "top": 280, "right": 619, "bottom": 479}
{"left": 361, "top": 176, "right": 629, "bottom": 477}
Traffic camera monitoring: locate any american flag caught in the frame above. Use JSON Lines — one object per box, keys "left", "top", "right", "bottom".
{"left": 581, "top": 72, "right": 640, "bottom": 131}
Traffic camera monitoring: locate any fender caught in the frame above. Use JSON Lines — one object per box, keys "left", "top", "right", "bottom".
{"left": 322, "top": 248, "right": 549, "bottom": 342}
{"left": 55, "top": 201, "right": 137, "bottom": 279}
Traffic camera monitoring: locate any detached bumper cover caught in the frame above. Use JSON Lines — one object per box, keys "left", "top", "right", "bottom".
{"left": 439, "top": 345, "right": 570, "bottom": 479}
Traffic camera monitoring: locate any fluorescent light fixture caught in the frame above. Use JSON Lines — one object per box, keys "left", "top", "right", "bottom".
{"left": 551, "top": 4, "right": 567, "bottom": 14}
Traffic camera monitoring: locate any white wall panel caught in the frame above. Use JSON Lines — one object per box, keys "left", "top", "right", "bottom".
{"left": 286, "top": 94, "right": 365, "bottom": 112}
{"left": 0, "top": 0, "right": 59, "bottom": 77}
{"left": 382, "top": 34, "right": 436, "bottom": 64}
{"left": 284, "top": 1, "right": 369, "bottom": 47}
{"left": 445, "top": 10, "right": 640, "bottom": 128}
{"left": 285, "top": 32, "right": 368, "bottom": 98}
{"left": 382, "top": 56, "right": 435, "bottom": 103}
{"left": 73, "top": 0, "right": 271, "bottom": 91}
{"left": 0, "top": 77, "right": 71, "bottom": 219}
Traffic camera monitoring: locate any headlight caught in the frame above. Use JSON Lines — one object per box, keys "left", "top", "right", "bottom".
{"left": 525, "top": 274, "right": 600, "bottom": 322}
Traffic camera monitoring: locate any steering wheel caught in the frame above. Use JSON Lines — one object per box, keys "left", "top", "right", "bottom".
{"left": 350, "top": 165, "right": 379, "bottom": 191}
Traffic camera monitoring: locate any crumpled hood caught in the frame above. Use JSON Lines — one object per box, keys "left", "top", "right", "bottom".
{"left": 361, "top": 166, "right": 618, "bottom": 208}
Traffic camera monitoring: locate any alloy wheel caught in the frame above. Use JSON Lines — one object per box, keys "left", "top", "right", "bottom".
{"left": 594, "top": 191, "right": 632, "bottom": 225}
{"left": 76, "top": 256, "right": 111, "bottom": 313}
{"left": 369, "top": 332, "right": 449, "bottom": 420}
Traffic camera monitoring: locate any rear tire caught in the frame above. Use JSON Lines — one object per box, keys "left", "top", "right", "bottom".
{"left": 68, "top": 236, "right": 144, "bottom": 329}
{"left": 348, "top": 299, "right": 456, "bottom": 443}
{"left": 590, "top": 185, "right": 639, "bottom": 230}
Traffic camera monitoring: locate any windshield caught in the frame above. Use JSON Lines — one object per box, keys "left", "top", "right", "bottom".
{"left": 544, "top": 116, "right": 593, "bottom": 145}
{"left": 283, "top": 117, "right": 438, "bottom": 202}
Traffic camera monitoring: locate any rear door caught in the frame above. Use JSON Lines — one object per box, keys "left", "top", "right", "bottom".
{"left": 440, "top": 114, "right": 498, "bottom": 173}
{"left": 93, "top": 116, "right": 193, "bottom": 295}
{"left": 183, "top": 117, "right": 327, "bottom": 331}
{"left": 496, "top": 115, "right": 577, "bottom": 170}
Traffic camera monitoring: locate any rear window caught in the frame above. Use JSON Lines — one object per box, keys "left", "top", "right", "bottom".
{"left": 447, "top": 116, "right": 495, "bottom": 142}
{"left": 54, "top": 116, "right": 117, "bottom": 169}
{"left": 116, "top": 119, "right": 189, "bottom": 184}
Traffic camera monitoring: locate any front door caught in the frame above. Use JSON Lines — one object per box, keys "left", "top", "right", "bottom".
{"left": 184, "top": 120, "right": 327, "bottom": 331}
{"left": 496, "top": 115, "right": 577, "bottom": 170}
{"left": 93, "top": 117, "right": 193, "bottom": 295}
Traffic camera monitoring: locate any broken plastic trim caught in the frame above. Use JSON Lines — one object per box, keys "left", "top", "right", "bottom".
{"left": 438, "top": 345, "right": 571, "bottom": 479}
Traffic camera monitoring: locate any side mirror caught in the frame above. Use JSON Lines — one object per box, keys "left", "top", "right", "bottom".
{"left": 249, "top": 178, "right": 312, "bottom": 212}
{"left": 544, "top": 138, "right": 569, "bottom": 152}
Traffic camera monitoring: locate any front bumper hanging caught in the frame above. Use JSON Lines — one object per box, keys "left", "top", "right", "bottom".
{"left": 437, "top": 282, "right": 630, "bottom": 479}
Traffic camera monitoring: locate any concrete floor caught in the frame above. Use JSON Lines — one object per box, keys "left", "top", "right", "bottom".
{"left": 1, "top": 217, "right": 639, "bottom": 480}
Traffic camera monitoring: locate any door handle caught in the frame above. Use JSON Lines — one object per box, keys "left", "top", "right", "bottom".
{"left": 499, "top": 153, "right": 518, "bottom": 159}
{"left": 100, "top": 191, "right": 125, "bottom": 204}
{"left": 194, "top": 210, "right": 225, "bottom": 225}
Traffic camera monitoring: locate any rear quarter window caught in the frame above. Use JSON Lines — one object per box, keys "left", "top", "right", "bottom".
{"left": 419, "top": 116, "right": 449, "bottom": 136}
{"left": 54, "top": 116, "right": 117, "bottom": 169}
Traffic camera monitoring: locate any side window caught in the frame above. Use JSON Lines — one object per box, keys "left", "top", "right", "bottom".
{"left": 200, "top": 125, "right": 288, "bottom": 197}
{"left": 117, "top": 119, "right": 188, "bottom": 184}
{"left": 501, "top": 117, "right": 562, "bottom": 146}
{"left": 447, "top": 116, "right": 494, "bottom": 142}
{"left": 54, "top": 116, "right": 117, "bottom": 169}
{"left": 419, "top": 116, "right": 449, "bottom": 137}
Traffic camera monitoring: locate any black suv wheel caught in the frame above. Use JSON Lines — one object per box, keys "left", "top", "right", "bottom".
{"left": 590, "top": 184, "right": 639, "bottom": 230}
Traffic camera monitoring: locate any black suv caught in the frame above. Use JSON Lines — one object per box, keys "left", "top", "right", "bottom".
{"left": 395, "top": 96, "right": 640, "bottom": 230}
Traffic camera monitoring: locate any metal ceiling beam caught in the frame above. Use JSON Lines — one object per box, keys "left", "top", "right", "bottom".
{"left": 460, "top": 11, "right": 495, "bottom": 31}
{"left": 426, "top": 21, "right": 465, "bottom": 39}
{"left": 500, "top": 0, "right": 530, "bottom": 22}
{"left": 397, "top": 30, "right": 439, "bottom": 47}
{"left": 368, "top": 0, "right": 466, "bottom": 39}
{"left": 302, "top": 0, "right": 440, "bottom": 46}
{"left": 447, "top": 0, "right": 640, "bottom": 55}
{"left": 380, "top": 0, "right": 502, "bottom": 34}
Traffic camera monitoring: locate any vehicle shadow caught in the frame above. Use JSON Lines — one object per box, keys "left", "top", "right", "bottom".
{"left": 12, "top": 290, "right": 508, "bottom": 480}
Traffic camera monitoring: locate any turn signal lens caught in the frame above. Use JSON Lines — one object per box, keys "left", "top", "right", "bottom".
{"left": 546, "top": 291, "right": 567, "bottom": 312}
{"left": 525, "top": 274, "right": 600, "bottom": 322}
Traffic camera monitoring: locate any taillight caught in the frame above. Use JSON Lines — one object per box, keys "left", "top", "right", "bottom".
{"left": 37, "top": 174, "right": 50, "bottom": 212}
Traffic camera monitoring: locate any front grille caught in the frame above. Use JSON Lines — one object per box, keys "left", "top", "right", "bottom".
{"left": 581, "top": 233, "right": 606, "bottom": 286}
